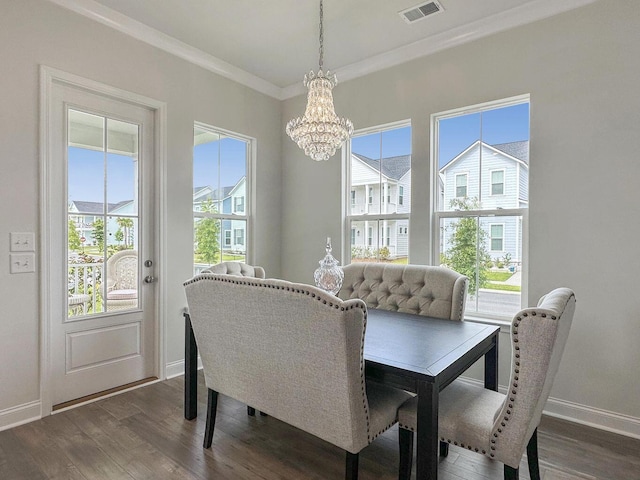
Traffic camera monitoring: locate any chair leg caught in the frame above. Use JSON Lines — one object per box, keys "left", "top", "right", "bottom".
{"left": 527, "top": 428, "right": 541, "bottom": 480}
{"left": 345, "top": 451, "right": 359, "bottom": 480}
{"left": 203, "top": 389, "right": 218, "bottom": 448}
{"left": 439, "top": 440, "right": 449, "bottom": 457}
{"left": 398, "top": 428, "right": 414, "bottom": 480}
{"left": 247, "top": 406, "right": 256, "bottom": 416}
{"left": 504, "top": 465, "right": 520, "bottom": 480}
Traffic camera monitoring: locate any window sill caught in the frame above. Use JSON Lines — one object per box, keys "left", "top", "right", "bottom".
{"left": 464, "top": 314, "right": 511, "bottom": 333}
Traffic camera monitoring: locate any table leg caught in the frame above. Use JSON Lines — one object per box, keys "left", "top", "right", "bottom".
{"left": 484, "top": 333, "right": 499, "bottom": 391}
{"left": 184, "top": 312, "right": 198, "bottom": 420}
{"left": 416, "top": 380, "right": 439, "bottom": 480}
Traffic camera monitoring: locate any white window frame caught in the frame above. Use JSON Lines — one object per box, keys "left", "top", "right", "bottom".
{"left": 432, "top": 94, "right": 529, "bottom": 321}
{"left": 344, "top": 119, "right": 411, "bottom": 265}
{"left": 233, "top": 195, "right": 245, "bottom": 213}
{"left": 193, "top": 122, "right": 255, "bottom": 270}
{"left": 399, "top": 186, "right": 404, "bottom": 205}
{"left": 224, "top": 229, "right": 231, "bottom": 247}
{"left": 490, "top": 169, "right": 505, "bottom": 196}
{"left": 234, "top": 228, "right": 245, "bottom": 246}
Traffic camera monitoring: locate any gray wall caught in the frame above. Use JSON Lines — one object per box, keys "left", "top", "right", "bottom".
{"left": 282, "top": 0, "right": 640, "bottom": 425}
{"left": 1, "top": 0, "right": 639, "bottom": 437}
{"left": 0, "top": 0, "right": 281, "bottom": 419}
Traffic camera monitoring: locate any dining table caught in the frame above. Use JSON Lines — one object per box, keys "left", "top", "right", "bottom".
{"left": 183, "top": 307, "right": 500, "bottom": 480}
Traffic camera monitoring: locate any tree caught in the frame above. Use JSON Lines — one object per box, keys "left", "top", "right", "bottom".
{"left": 114, "top": 229, "right": 124, "bottom": 245}
{"left": 194, "top": 199, "right": 220, "bottom": 264}
{"left": 92, "top": 218, "right": 105, "bottom": 251}
{"left": 116, "top": 217, "right": 134, "bottom": 247}
{"left": 68, "top": 219, "right": 81, "bottom": 251}
{"left": 442, "top": 197, "right": 491, "bottom": 296}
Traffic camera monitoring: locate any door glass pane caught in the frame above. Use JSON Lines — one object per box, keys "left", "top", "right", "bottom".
{"left": 67, "top": 109, "right": 140, "bottom": 318}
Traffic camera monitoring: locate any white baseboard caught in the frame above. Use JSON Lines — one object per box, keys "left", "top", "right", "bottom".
{"left": 458, "top": 376, "right": 640, "bottom": 440}
{"left": 165, "top": 357, "right": 203, "bottom": 380}
{"left": 0, "top": 401, "right": 41, "bottom": 432}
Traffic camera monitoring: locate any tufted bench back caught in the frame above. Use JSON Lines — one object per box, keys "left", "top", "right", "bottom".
{"left": 202, "top": 261, "right": 265, "bottom": 279}
{"left": 338, "top": 263, "right": 468, "bottom": 320}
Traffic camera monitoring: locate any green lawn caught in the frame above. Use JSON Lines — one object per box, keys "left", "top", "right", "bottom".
{"left": 486, "top": 271, "right": 514, "bottom": 282}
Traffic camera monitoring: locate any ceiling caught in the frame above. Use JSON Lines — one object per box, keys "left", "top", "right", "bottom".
{"left": 49, "top": 0, "right": 596, "bottom": 99}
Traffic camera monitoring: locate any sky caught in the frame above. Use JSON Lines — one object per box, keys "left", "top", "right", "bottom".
{"left": 350, "top": 102, "right": 529, "bottom": 168}
{"left": 69, "top": 103, "right": 528, "bottom": 203}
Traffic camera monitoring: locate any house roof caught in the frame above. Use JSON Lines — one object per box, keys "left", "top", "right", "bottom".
{"left": 193, "top": 185, "right": 233, "bottom": 201}
{"left": 70, "top": 200, "right": 131, "bottom": 214}
{"left": 440, "top": 140, "right": 529, "bottom": 171}
{"left": 353, "top": 153, "right": 411, "bottom": 181}
{"left": 491, "top": 141, "right": 529, "bottom": 164}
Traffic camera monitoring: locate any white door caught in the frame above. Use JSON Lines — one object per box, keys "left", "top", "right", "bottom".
{"left": 48, "top": 80, "right": 157, "bottom": 407}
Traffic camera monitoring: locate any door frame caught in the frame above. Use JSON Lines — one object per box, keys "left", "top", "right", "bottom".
{"left": 39, "top": 66, "right": 167, "bottom": 416}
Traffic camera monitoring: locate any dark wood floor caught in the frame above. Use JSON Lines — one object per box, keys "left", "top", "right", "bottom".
{"left": 1, "top": 373, "right": 639, "bottom": 479}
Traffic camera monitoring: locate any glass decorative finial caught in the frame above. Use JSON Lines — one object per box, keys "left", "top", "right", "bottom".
{"left": 314, "top": 237, "right": 344, "bottom": 295}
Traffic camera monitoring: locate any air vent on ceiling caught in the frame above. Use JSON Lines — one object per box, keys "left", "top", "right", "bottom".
{"left": 399, "top": 1, "right": 444, "bottom": 24}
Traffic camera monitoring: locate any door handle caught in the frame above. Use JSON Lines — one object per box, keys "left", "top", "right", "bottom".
{"left": 144, "top": 275, "right": 156, "bottom": 284}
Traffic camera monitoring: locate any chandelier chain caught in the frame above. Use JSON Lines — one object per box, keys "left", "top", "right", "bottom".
{"left": 319, "top": 0, "right": 324, "bottom": 70}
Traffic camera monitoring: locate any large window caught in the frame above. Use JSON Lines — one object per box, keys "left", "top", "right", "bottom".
{"left": 434, "top": 96, "right": 529, "bottom": 319}
{"left": 193, "top": 124, "right": 252, "bottom": 274}
{"left": 346, "top": 121, "right": 411, "bottom": 264}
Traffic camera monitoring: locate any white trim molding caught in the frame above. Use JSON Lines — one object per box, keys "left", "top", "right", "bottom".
{"left": 46, "top": 0, "right": 597, "bottom": 101}
{"left": 0, "top": 401, "right": 41, "bottom": 432}
{"left": 165, "top": 357, "right": 203, "bottom": 380}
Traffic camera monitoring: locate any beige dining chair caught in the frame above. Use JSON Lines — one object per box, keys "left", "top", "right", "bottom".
{"left": 202, "top": 261, "right": 266, "bottom": 416}
{"left": 396, "top": 287, "right": 576, "bottom": 480}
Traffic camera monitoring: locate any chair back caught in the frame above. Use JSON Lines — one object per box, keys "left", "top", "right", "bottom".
{"left": 106, "top": 249, "right": 137, "bottom": 291}
{"left": 338, "top": 263, "right": 467, "bottom": 320}
{"left": 492, "top": 287, "right": 576, "bottom": 467}
{"left": 184, "top": 274, "right": 373, "bottom": 453}
{"left": 203, "top": 261, "right": 265, "bottom": 278}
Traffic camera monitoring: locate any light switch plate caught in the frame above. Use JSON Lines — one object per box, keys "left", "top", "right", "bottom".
{"left": 10, "top": 253, "right": 35, "bottom": 273}
{"left": 10, "top": 232, "right": 35, "bottom": 252}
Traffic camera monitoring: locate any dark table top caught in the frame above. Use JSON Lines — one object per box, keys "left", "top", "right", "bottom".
{"left": 364, "top": 309, "right": 500, "bottom": 385}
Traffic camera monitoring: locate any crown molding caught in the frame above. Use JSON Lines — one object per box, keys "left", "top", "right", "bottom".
{"left": 47, "top": 0, "right": 598, "bottom": 101}
{"left": 47, "top": 0, "right": 283, "bottom": 99}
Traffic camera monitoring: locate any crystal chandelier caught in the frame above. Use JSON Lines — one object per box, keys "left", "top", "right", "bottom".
{"left": 286, "top": 0, "right": 353, "bottom": 161}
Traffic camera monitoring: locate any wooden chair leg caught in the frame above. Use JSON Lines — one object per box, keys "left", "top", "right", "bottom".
{"left": 203, "top": 389, "right": 218, "bottom": 448}
{"left": 398, "top": 428, "right": 414, "bottom": 480}
{"left": 504, "top": 464, "right": 520, "bottom": 480}
{"left": 439, "top": 440, "right": 449, "bottom": 457}
{"left": 345, "top": 451, "right": 359, "bottom": 480}
{"left": 527, "top": 428, "right": 541, "bottom": 480}
{"left": 247, "top": 406, "right": 256, "bottom": 416}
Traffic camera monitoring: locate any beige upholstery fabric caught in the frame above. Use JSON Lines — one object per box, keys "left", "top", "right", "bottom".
{"left": 338, "top": 263, "right": 468, "bottom": 320}
{"left": 184, "top": 273, "right": 412, "bottom": 454}
{"left": 397, "top": 287, "right": 576, "bottom": 468}
{"left": 203, "top": 261, "right": 266, "bottom": 279}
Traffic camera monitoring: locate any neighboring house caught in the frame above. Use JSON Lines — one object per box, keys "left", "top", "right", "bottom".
{"left": 68, "top": 200, "right": 135, "bottom": 247}
{"left": 350, "top": 153, "right": 411, "bottom": 259}
{"left": 193, "top": 176, "right": 247, "bottom": 254}
{"left": 439, "top": 140, "right": 529, "bottom": 266}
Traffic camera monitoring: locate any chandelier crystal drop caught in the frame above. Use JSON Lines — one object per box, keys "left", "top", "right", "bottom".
{"left": 286, "top": 0, "right": 353, "bottom": 161}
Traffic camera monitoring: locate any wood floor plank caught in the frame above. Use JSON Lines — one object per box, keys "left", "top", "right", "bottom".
{"left": 1, "top": 373, "right": 639, "bottom": 480}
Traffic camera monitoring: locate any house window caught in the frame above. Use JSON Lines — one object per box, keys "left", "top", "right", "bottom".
{"left": 351, "top": 190, "right": 356, "bottom": 206}
{"left": 434, "top": 95, "right": 529, "bottom": 319}
{"left": 193, "top": 123, "right": 252, "bottom": 273}
{"left": 233, "top": 195, "right": 245, "bottom": 213}
{"left": 490, "top": 224, "right": 504, "bottom": 251}
{"left": 346, "top": 121, "right": 411, "bottom": 264}
{"left": 491, "top": 170, "right": 505, "bottom": 195}
{"left": 234, "top": 228, "right": 245, "bottom": 246}
{"left": 455, "top": 173, "right": 468, "bottom": 197}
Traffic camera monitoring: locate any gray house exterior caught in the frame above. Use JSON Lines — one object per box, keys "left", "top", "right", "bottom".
{"left": 439, "top": 140, "right": 529, "bottom": 266}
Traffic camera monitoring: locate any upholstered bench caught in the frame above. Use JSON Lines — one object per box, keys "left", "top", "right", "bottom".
{"left": 338, "top": 262, "right": 468, "bottom": 321}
